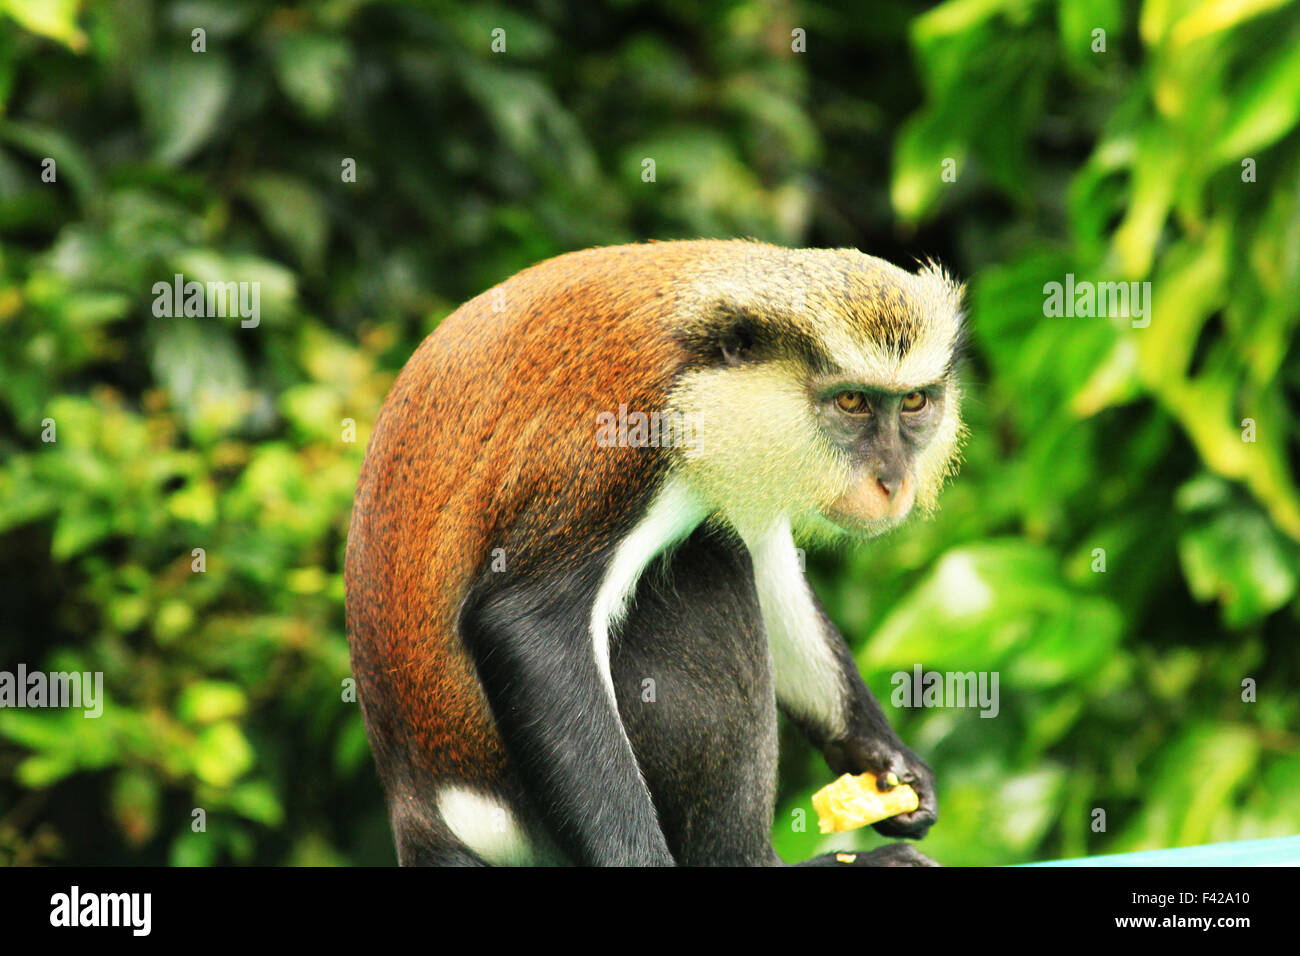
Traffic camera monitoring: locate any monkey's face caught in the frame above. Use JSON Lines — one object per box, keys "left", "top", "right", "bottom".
{"left": 671, "top": 360, "right": 961, "bottom": 545}
{"left": 666, "top": 248, "right": 965, "bottom": 546}
{"left": 810, "top": 379, "right": 949, "bottom": 535}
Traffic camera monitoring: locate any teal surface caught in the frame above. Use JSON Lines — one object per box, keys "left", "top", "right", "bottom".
{"left": 1027, "top": 835, "right": 1300, "bottom": 866}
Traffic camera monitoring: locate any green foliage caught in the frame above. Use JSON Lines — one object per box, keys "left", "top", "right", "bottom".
{"left": 1, "top": 0, "right": 1298, "bottom": 865}
{"left": 780, "top": 0, "right": 1300, "bottom": 865}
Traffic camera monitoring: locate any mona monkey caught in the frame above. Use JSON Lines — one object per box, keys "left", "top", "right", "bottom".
{"left": 345, "top": 239, "right": 965, "bottom": 866}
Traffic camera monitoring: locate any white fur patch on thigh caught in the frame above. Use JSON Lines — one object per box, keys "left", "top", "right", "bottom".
{"left": 436, "top": 786, "right": 535, "bottom": 866}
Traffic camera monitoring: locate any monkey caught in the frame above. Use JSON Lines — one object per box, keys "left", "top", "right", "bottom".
{"left": 344, "top": 239, "right": 966, "bottom": 866}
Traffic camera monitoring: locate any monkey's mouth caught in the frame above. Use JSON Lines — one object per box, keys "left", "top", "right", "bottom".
{"left": 823, "top": 474, "right": 916, "bottom": 534}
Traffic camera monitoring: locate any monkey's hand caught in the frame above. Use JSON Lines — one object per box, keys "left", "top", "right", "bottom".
{"left": 821, "top": 739, "right": 937, "bottom": 839}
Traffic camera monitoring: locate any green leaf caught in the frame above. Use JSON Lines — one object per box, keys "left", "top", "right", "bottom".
{"left": 16, "top": 752, "right": 77, "bottom": 787}
{"left": 241, "top": 173, "right": 330, "bottom": 272}
{"left": 149, "top": 317, "right": 251, "bottom": 444}
{"left": 134, "top": 54, "right": 233, "bottom": 165}
{"left": 862, "top": 540, "right": 1124, "bottom": 689}
{"left": 169, "top": 828, "right": 218, "bottom": 867}
{"left": 1114, "top": 724, "right": 1260, "bottom": 850}
{"left": 1058, "top": 0, "right": 1121, "bottom": 71}
{"left": 0, "top": 0, "right": 87, "bottom": 51}
{"left": 892, "top": 109, "right": 966, "bottom": 224}
{"left": 167, "top": 249, "right": 297, "bottom": 325}
{"left": 0, "top": 709, "right": 74, "bottom": 751}
{"left": 1178, "top": 502, "right": 1299, "bottom": 627}
{"left": 0, "top": 119, "right": 100, "bottom": 210}
{"left": 192, "top": 721, "right": 254, "bottom": 787}
{"left": 226, "top": 780, "right": 284, "bottom": 826}
{"left": 178, "top": 681, "right": 248, "bottom": 725}
{"left": 271, "top": 33, "right": 352, "bottom": 121}
{"left": 1214, "top": 30, "right": 1300, "bottom": 161}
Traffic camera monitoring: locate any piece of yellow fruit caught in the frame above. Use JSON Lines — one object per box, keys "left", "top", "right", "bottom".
{"left": 812, "top": 771, "right": 920, "bottom": 834}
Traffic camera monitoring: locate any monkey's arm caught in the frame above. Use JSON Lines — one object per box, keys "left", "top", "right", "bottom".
{"left": 750, "top": 525, "right": 936, "bottom": 838}
{"left": 776, "top": 591, "right": 938, "bottom": 840}
{"left": 460, "top": 566, "right": 676, "bottom": 867}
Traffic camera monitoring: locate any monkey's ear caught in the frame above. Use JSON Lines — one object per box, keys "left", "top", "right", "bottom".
{"left": 673, "top": 308, "right": 762, "bottom": 366}
{"left": 719, "top": 322, "right": 755, "bottom": 366}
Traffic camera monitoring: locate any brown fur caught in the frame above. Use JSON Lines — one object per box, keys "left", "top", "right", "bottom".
{"left": 348, "top": 243, "right": 700, "bottom": 791}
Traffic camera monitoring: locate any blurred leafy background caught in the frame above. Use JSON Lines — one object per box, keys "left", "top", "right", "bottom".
{"left": 1, "top": 0, "right": 1298, "bottom": 866}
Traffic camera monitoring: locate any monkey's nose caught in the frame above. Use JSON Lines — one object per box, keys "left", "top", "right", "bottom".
{"left": 877, "top": 476, "right": 899, "bottom": 498}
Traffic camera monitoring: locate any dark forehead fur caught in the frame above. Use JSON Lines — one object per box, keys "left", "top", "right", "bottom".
{"left": 831, "top": 261, "right": 923, "bottom": 356}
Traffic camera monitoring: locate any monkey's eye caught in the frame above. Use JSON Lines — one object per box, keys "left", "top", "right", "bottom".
{"left": 835, "top": 391, "right": 869, "bottom": 414}
{"left": 901, "top": 391, "right": 928, "bottom": 412}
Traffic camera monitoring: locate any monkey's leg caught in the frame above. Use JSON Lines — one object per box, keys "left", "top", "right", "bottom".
{"left": 797, "top": 845, "right": 939, "bottom": 866}
{"left": 392, "top": 817, "right": 491, "bottom": 867}
{"left": 749, "top": 522, "right": 938, "bottom": 840}
{"left": 459, "top": 559, "right": 675, "bottom": 867}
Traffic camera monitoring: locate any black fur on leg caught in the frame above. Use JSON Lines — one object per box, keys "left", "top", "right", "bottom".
{"left": 798, "top": 844, "right": 939, "bottom": 867}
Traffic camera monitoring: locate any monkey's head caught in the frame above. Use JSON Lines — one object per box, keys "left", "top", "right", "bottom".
{"left": 665, "top": 244, "right": 966, "bottom": 546}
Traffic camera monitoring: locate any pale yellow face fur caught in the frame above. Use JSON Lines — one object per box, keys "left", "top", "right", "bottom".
{"left": 664, "top": 243, "right": 966, "bottom": 546}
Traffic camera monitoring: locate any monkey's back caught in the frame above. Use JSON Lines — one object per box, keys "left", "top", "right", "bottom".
{"left": 345, "top": 242, "right": 726, "bottom": 797}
